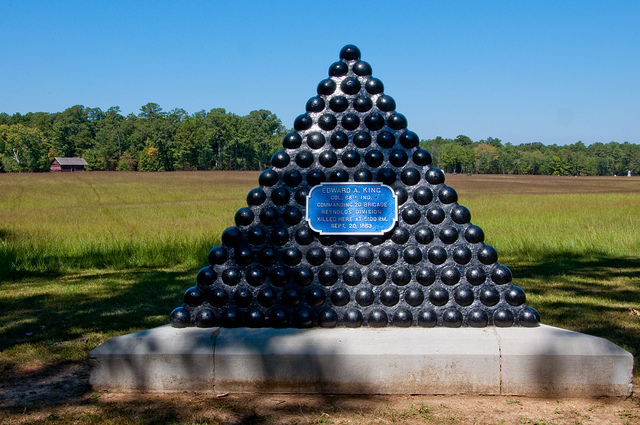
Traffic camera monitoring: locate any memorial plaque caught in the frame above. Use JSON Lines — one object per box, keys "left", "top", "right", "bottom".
{"left": 307, "top": 183, "right": 397, "bottom": 235}
{"left": 169, "top": 44, "right": 541, "bottom": 329}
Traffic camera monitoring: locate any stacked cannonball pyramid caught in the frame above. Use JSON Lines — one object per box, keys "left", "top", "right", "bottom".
{"left": 170, "top": 45, "right": 540, "bottom": 329}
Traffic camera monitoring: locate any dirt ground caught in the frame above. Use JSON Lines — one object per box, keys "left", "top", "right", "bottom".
{"left": 1, "top": 363, "right": 639, "bottom": 425}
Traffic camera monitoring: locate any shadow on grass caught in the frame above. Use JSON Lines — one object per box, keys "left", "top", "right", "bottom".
{"left": 509, "top": 249, "right": 640, "bottom": 369}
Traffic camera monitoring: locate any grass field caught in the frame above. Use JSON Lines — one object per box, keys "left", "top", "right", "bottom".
{"left": 1, "top": 171, "right": 639, "bottom": 424}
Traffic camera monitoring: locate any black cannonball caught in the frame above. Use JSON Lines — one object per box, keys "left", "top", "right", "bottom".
{"left": 329, "top": 61, "right": 349, "bottom": 77}
{"left": 222, "top": 268, "right": 241, "bottom": 286}
{"left": 376, "top": 131, "right": 395, "bottom": 148}
{"left": 441, "top": 266, "right": 461, "bottom": 285}
{"left": 493, "top": 309, "right": 514, "bottom": 327}
{"left": 170, "top": 307, "right": 190, "bottom": 328}
{"left": 341, "top": 114, "right": 360, "bottom": 130}
{"left": 294, "top": 114, "right": 312, "bottom": 131}
{"left": 320, "top": 236, "right": 335, "bottom": 246}
{"left": 329, "top": 96, "right": 349, "bottom": 113}
{"left": 330, "top": 247, "right": 350, "bottom": 265}
{"left": 376, "top": 94, "right": 396, "bottom": 111}
{"left": 269, "top": 308, "right": 289, "bottom": 328}
{"left": 443, "top": 308, "right": 463, "bottom": 328}
{"left": 505, "top": 286, "right": 526, "bottom": 306}
{"left": 282, "top": 287, "right": 301, "bottom": 307}
{"left": 452, "top": 246, "right": 472, "bottom": 264}
{"left": 343, "top": 267, "right": 362, "bottom": 285}
{"left": 330, "top": 132, "right": 349, "bottom": 149}
{"left": 246, "top": 309, "right": 265, "bottom": 328}
{"left": 415, "top": 226, "right": 434, "bottom": 244}
{"left": 451, "top": 205, "right": 471, "bottom": 224}
{"left": 355, "top": 246, "right": 374, "bottom": 265}
{"left": 353, "top": 131, "right": 372, "bottom": 148}
{"left": 365, "top": 77, "right": 384, "bottom": 94}
{"left": 317, "top": 78, "right": 337, "bottom": 95}
{"left": 425, "top": 167, "right": 445, "bottom": 185}
{"left": 259, "top": 169, "right": 279, "bottom": 186}
{"left": 195, "top": 308, "right": 216, "bottom": 328}
{"left": 318, "top": 267, "right": 339, "bottom": 286}
{"left": 344, "top": 309, "right": 364, "bottom": 328}
{"left": 380, "top": 287, "right": 400, "bottom": 306}
{"left": 365, "top": 113, "right": 385, "bottom": 131}
{"left": 416, "top": 268, "right": 436, "bottom": 286}
{"left": 318, "top": 308, "right": 338, "bottom": 327}
{"left": 257, "top": 288, "right": 277, "bottom": 307}
{"left": 294, "top": 307, "right": 314, "bottom": 328}
{"left": 395, "top": 187, "right": 409, "bottom": 205}
{"left": 390, "top": 150, "right": 409, "bottom": 167}
{"left": 184, "top": 286, "right": 204, "bottom": 307}
{"left": 405, "top": 287, "right": 425, "bottom": 306}
{"left": 468, "top": 309, "right": 489, "bottom": 328}
{"left": 271, "top": 188, "right": 290, "bottom": 205}
{"left": 271, "top": 150, "right": 291, "bottom": 168}
{"left": 247, "top": 188, "right": 267, "bottom": 206}
{"left": 393, "top": 309, "right": 413, "bottom": 327}
{"left": 306, "top": 287, "right": 326, "bottom": 307}
{"left": 306, "top": 169, "right": 326, "bottom": 186}
{"left": 282, "top": 247, "right": 302, "bottom": 266}
{"left": 519, "top": 307, "right": 541, "bottom": 327}
{"left": 391, "top": 227, "right": 410, "bottom": 244}
{"left": 402, "top": 206, "right": 421, "bottom": 225}
{"left": 352, "top": 60, "right": 372, "bottom": 76}
{"left": 367, "top": 267, "right": 386, "bottom": 285}
{"left": 208, "top": 246, "right": 228, "bottom": 265}
{"left": 438, "top": 186, "right": 458, "bottom": 204}
{"left": 418, "top": 309, "right": 437, "bottom": 327}
{"left": 379, "top": 247, "right": 399, "bottom": 265}
{"left": 368, "top": 309, "right": 388, "bottom": 327}
{"left": 306, "top": 132, "right": 326, "bottom": 150}
{"left": 293, "top": 267, "right": 314, "bottom": 286}
{"left": 426, "top": 206, "right": 445, "bottom": 224}
{"left": 429, "top": 287, "right": 449, "bottom": 306}
{"left": 340, "top": 77, "right": 361, "bottom": 95}
{"left": 209, "top": 287, "right": 229, "bottom": 307}
{"left": 331, "top": 288, "right": 350, "bottom": 306}
{"left": 295, "top": 227, "right": 314, "bottom": 245}
{"left": 439, "top": 226, "right": 459, "bottom": 244}
{"left": 388, "top": 113, "right": 407, "bottom": 130}
{"left": 355, "top": 288, "right": 375, "bottom": 306}
{"left": 259, "top": 207, "right": 279, "bottom": 226}
{"left": 197, "top": 266, "right": 217, "bottom": 286}
{"left": 464, "top": 225, "right": 485, "bottom": 243}
{"left": 283, "top": 132, "right": 302, "bottom": 149}
{"left": 283, "top": 207, "right": 302, "bottom": 225}
{"left": 466, "top": 267, "right": 486, "bottom": 285}
{"left": 222, "top": 308, "right": 241, "bottom": 327}
{"left": 247, "top": 226, "right": 267, "bottom": 245}
{"left": 233, "top": 288, "right": 253, "bottom": 307}
{"left": 365, "top": 150, "right": 384, "bottom": 167}
{"left": 478, "top": 245, "right": 498, "bottom": 265}
{"left": 271, "top": 227, "right": 289, "bottom": 245}
{"left": 319, "top": 151, "right": 338, "bottom": 168}
{"left": 391, "top": 267, "right": 411, "bottom": 285}
{"left": 342, "top": 150, "right": 361, "bottom": 167}
{"left": 403, "top": 246, "right": 422, "bottom": 264}
{"left": 413, "top": 149, "right": 432, "bottom": 166}
{"left": 246, "top": 267, "right": 267, "bottom": 286}
{"left": 491, "top": 264, "right": 512, "bottom": 284}
{"left": 480, "top": 287, "right": 500, "bottom": 306}
{"left": 306, "top": 96, "right": 325, "bottom": 112}
{"left": 340, "top": 44, "right": 361, "bottom": 60}
{"left": 399, "top": 131, "right": 420, "bottom": 149}
{"left": 353, "top": 96, "right": 373, "bottom": 112}
{"left": 234, "top": 246, "right": 253, "bottom": 266}
{"left": 306, "top": 247, "right": 326, "bottom": 266}
{"left": 427, "top": 246, "right": 447, "bottom": 265}
{"left": 401, "top": 168, "right": 421, "bottom": 186}
{"left": 453, "top": 285, "right": 474, "bottom": 306}
{"left": 413, "top": 187, "right": 433, "bottom": 205}
{"left": 318, "top": 114, "right": 338, "bottom": 131}
{"left": 295, "top": 150, "right": 314, "bottom": 168}
{"left": 354, "top": 169, "right": 373, "bottom": 182}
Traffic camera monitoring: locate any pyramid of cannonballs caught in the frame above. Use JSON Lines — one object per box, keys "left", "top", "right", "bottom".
{"left": 170, "top": 45, "right": 540, "bottom": 329}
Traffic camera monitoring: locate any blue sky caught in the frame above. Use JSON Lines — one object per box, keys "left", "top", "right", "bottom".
{"left": 1, "top": 1, "right": 638, "bottom": 145}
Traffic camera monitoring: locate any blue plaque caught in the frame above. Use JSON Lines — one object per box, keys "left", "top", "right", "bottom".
{"left": 306, "top": 183, "right": 398, "bottom": 235}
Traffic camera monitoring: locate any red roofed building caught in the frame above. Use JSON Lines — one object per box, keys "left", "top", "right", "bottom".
{"left": 50, "top": 157, "right": 89, "bottom": 172}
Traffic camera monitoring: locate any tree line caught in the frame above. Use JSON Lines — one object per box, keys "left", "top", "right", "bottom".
{"left": 1, "top": 104, "right": 638, "bottom": 175}
{"left": 0, "top": 103, "right": 286, "bottom": 172}
{"left": 423, "top": 135, "right": 640, "bottom": 176}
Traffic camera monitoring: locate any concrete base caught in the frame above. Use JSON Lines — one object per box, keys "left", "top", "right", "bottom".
{"left": 88, "top": 325, "right": 633, "bottom": 397}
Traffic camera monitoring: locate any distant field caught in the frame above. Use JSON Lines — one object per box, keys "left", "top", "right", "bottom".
{"left": 0, "top": 172, "right": 639, "bottom": 381}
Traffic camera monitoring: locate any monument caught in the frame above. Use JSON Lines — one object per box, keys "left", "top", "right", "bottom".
{"left": 89, "top": 45, "right": 633, "bottom": 396}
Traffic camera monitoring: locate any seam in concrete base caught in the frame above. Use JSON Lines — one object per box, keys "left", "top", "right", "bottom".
{"left": 88, "top": 325, "right": 633, "bottom": 396}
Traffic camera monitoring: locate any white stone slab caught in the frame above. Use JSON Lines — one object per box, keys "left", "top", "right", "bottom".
{"left": 88, "top": 325, "right": 633, "bottom": 396}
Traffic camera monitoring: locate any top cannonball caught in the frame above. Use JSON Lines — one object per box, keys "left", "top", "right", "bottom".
{"left": 340, "top": 44, "right": 361, "bottom": 60}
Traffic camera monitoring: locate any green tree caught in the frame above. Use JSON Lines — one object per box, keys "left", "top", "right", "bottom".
{"left": 0, "top": 124, "right": 50, "bottom": 172}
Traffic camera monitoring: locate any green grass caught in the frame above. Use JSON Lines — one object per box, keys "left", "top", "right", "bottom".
{"left": 1, "top": 172, "right": 639, "bottom": 380}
